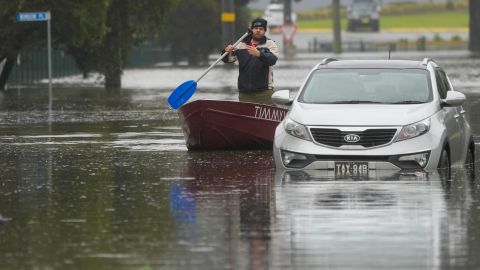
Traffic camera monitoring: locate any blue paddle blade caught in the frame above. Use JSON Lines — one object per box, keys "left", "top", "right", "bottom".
{"left": 167, "top": 80, "right": 197, "bottom": 109}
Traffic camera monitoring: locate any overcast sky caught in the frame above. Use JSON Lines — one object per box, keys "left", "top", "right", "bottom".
{"left": 248, "top": 0, "right": 448, "bottom": 11}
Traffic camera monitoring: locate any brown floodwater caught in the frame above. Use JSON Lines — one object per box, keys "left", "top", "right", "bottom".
{"left": 1, "top": 51, "right": 480, "bottom": 269}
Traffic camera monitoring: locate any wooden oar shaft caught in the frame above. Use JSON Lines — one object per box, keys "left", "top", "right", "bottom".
{"left": 196, "top": 31, "right": 250, "bottom": 82}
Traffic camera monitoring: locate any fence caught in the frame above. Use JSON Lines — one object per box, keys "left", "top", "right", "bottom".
{"left": 7, "top": 45, "right": 171, "bottom": 85}
{"left": 8, "top": 48, "right": 79, "bottom": 85}
{"left": 308, "top": 37, "right": 468, "bottom": 53}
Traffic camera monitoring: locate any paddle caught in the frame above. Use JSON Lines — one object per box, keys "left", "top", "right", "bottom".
{"left": 167, "top": 31, "right": 251, "bottom": 109}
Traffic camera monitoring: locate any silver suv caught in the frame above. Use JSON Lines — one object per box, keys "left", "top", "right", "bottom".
{"left": 272, "top": 58, "right": 474, "bottom": 177}
{"left": 347, "top": 0, "right": 380, "bottom": 32}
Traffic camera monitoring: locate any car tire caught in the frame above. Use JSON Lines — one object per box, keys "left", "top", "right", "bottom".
{"left": 438, "top": 148, "right": 451, "bottom": 179}
{"left": 465, "top": 146, "right": 475, "bottom": 178}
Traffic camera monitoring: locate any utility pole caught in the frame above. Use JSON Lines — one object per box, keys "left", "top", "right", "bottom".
{"left": 469, "top": 0, "right": 480, "bottom": 53}
{"left": 221, "top": 0, "right": 236, "bottom": 47}
{"left": 282, "top": 0, "right": 297, "bottom": 58}
{"left": 332, "top": 0, "right": 342, "bottom": 54}
{"left": 284, "top": 0, "right": 292, "bottom": 24}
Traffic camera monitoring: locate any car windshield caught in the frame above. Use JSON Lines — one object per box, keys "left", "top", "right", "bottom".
{"left": 299, "top": 68, "right": 432, "bottom": 104}
{"left": 352, "top": 0, "right": 376, "bottom": 13}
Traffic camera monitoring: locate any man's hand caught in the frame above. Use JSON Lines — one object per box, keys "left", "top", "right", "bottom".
{"left": 247, "top": 45, "right": 261, "bottom": 57}
{"left": 225, "top": 44, "right": 235, "bottom": 53}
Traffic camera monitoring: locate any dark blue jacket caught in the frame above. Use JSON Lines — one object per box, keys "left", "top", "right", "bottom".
{"left": 222, "top": 35, "right": 279, "bottom": 92}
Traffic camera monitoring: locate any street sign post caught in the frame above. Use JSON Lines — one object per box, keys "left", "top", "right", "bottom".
{"left": 280, "top": 23, "right": 297, "bottom": 59}
{"left": 16, "top": 12, "right": 50, "bottom": 22}
{"left": 280, "top": 24, "right": 297, "bottom": 45}
{"left": 16, "top": 11, "right": 52, "bottom": 124}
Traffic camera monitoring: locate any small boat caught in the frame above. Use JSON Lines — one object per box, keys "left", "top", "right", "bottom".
{"left": 178, "top": 100, "right": 288, "bottom": 150}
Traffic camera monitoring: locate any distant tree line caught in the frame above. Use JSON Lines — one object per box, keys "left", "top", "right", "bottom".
{"left": 0, "top": 0, "right": 251, "bottom": 92}
{"left": 158, "top": 0, "right": 250, "bottom": 66}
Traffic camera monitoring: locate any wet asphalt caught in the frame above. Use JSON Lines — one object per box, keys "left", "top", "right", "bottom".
{"left": 0, "top": 51, "right": 480, "bottom": 269}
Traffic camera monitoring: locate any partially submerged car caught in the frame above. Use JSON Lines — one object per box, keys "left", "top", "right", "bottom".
{"left": 272, "top": 58, "right": 474, "bottom": 177}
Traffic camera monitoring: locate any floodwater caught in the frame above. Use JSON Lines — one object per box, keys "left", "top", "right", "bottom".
{"left": 1, "top": 51, "right": 480, "bottom": 269}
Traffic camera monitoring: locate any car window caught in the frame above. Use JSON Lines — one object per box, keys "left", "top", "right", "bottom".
{"left": 299, "top": 68, "right": 432, "bottom": 104}
{"left": 352, "top": 0, "right": 376, "bottom": 13}
{"left": 435, "top": 68, "right": 452, "bottom": 99}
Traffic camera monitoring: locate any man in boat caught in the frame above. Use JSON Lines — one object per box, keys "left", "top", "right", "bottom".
{"left": 222, "top": 18, "right": 279, "bottom": 105}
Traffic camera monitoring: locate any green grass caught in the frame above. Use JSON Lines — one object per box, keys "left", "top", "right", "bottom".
{"left": 297, "top": 11, "right": 468, "bottom": 30}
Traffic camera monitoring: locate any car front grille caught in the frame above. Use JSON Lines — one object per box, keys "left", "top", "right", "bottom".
{"left": 309, "top": 128, "right": 397, "bottom": 148}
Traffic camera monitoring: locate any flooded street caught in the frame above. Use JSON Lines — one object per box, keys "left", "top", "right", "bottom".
{"left": 1, "top": 51, "right": 480, "bottom": 269}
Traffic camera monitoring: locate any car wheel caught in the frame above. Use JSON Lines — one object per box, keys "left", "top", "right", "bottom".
{"left": 437, "top": 148, "right": 451, "bottom": 178}
{"left": 465, "top": 146, "right": 475, "bottom": 178}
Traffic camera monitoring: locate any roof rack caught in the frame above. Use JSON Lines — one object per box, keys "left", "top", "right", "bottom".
{"left": 320, "top": 58, "right": 338, "bottom": 65}
{"left": 421, "top": 58, "right": 433, "bottom": 66}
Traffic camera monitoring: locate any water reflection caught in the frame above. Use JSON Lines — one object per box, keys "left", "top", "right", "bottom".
{"left": 165, "top": 151, "right": 275, "bottom": 269}
{"left": 0, "top": 145, "right": 277, "bottom": 269}
{"left": 273, "top": 168, "right": 479, "bottom": 269}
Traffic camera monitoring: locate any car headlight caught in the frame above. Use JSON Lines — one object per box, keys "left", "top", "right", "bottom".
{"left": 284, "top": 117, "right": 312, "bottom": 141}
{"left": 398, "top": 151, "right": 430, "bottom": 168}
{"left": 397, "top": 118, "right": 430, "bottom": 141}
{"left": 281, "top": 150, "right": 311, "bottom": 168}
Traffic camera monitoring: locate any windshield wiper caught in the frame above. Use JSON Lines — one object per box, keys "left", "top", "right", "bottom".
{"left": 389, "top": 101, "right": 425, "bottom": 104}
{"left": 329, "top": 100, "right": 383, "bottom": 104}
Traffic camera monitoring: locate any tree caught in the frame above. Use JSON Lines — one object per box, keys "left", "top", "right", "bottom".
{"left": 80, "top": 0, "right": 176, "bottom": 91}
{"left": 0, "top": 0, "right": 112, "bottom": 90}
{"left": 0, "top": 1, "right": 52, "bottom": 90}
{"left": 50, "top": 0, "right": 110, "bottom": 78}
{"left": 469, "top": 0, "right": 480, "bottom": 53}
{"left": 234, "top": 0, "right": 251, "bottom": 38}
{"left": 163, "top": 0, "right": 221, "bottom": 66}
{"left": 0, "top": 0, "right": 176, "bottom": 92}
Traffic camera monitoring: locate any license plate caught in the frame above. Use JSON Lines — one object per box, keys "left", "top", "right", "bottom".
{"left": 334, "top": 162, "right": 369, "bottom": 177}
{"left": 361, "top": 18, "right": 370, "bottom": 24}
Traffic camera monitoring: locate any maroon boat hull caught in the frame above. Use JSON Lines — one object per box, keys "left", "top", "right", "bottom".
{"left": 178, "top": 100, "right": 288, "bottom": 150}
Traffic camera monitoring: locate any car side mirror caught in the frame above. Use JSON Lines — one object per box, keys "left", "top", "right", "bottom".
{"left": 442, "top": 91, "right": 466, "bottom": 107}
{"left": 272, "top": 90, "right": 293, "bottom": 106}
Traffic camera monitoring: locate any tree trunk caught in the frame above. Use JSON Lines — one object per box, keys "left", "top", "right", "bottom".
{"left": 104, "top": 44, "right": 123, "bottom": 92}
{"left": 105, "top": 65, "right": 122, "bottom": 92}
{"left": 102, "top": 1, "right": 125, "bottom": 93}
{"left": 469, "top": 0, "right": 480, "bottom": 53}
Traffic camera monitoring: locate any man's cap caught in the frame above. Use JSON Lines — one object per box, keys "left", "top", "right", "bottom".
{"left": 251, "top": 18, "right": 267, "bottom": 30}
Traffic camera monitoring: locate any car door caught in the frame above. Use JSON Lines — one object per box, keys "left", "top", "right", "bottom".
{"left": 435, "top": 68, "right": 464, "bottom": 163}
{"left": 444, "top": 72, "right": 468, "bottom": 162}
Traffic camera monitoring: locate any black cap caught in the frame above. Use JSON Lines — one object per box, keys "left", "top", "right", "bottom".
{"left": 251, "top": 18, "right": 267, "bottom": 30}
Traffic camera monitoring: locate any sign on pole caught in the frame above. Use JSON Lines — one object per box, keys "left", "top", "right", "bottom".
{"left": 16, "top": 12, "right": 50, "bottom": 22}
{"left": 280, "top": 24, "right": 297, "bottom": 45}
{"left": 16, "top": 11, "right": 53, "bottom": 124}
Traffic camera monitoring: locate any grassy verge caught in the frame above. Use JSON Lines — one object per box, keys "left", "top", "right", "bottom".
{"left": 297, "top": 11, "right": 468, "bottom": 30}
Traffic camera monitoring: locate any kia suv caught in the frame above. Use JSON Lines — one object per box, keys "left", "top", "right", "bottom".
{"left": 272, "top": 58, "right": 474, "bottom": 177}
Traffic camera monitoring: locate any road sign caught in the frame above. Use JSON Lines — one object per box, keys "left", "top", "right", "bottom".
{"left": 280, "top": 24, "right": 297, "bottom": 44}
{"left": 16, "top": 12, "right": 50, "bottom": 22}
{"left": 16, "top": 11, "right": 53, "bottom": 124}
